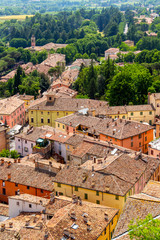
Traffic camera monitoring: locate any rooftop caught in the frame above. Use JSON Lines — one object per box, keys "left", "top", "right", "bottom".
{"left": 44, "top": 87, "right": 77, "bottom": 98}
{"left": 150, "top": 92, "right": 160, "bottom": 100}
{"left": 15, "top": 127, "right": 47, "bottom": 142}
{"left": 56, "top": 113, "right": 154, "bottom": 139}
{"left": 0, "top": 96, "right": 24, "bottom": 115}
{"left": 41, "top": 53, "right": 65, "bottom": 68}
{"left": 105, "top": 48, "right": 119, "bottom": 53}
{"left": 29, "top": 97, "right": 108, "bottom": 114}
{"left": 53, "top": 153, "right": 159, "bottom": 196}
{"left": 18, "top": 94, "right": 34, "bottom": 101}
{"left": 47, "top": 200, "right": 118, "bottom": 240}
{"left": 0, "top": 203, "right": 9, "bottom": 217}
{"left": 9, "top": 194, "right": 49, "bottom": 206}
{"left": 0, "top": 161, "right": 54, "bottom": 191}
{"left": 149, "top": 138, "right": 160, "bottom": 151}
{"left": 113, "top": 180, "right": 160, "bottom": 239}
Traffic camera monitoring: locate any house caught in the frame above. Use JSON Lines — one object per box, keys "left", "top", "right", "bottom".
{"left": 40, "top": 126, "right": 71, "bottom": 162}
{"left": 0, "top": 194, "right": 119, "bottom": 240}
{"left": 15, "top": 127, "right": 47, "bottom": 156}
{"left": 53, "top": 152, "right": 160, "bottom": 213}
{"left": 113, "top": 180, "right": 160, "bottom": 240}
{"left": 26, "top": 42, "right": 68, "bottom": 52}
{"left": 156, "top": 120, "right": 160, "bottom": 138}
{"left": 55, "top": 113, "right": 154, "bottom": 153}
{"left": 106, "top": 104, "right": 155, "bottom": 125}
{"left": 28, "top": 93, "right": 108, "bottom": 127}
{"left": 8, "top": 194, "right": 49, "bottom": 218}
{"left": 41, "top": 53, "right": 66, "bottom": 69}
{"left": 0, "top": 70, "right": 16, "bottom": 82}
{"left": 70, "top": 58, "right": 99, "bottom": 69}
{"left": 0, "top": 96, "right": 25, "bottom": 128}
{"left": 105, "top": 48, "right": 120, "bottom": 60}
{"left": 17, "top": 94, "right": 34, "bottom": 109}
{"left": 148, "top": 138, "right": 160, "bottom": 161}
{"left": 0, "top": 159, "right": 54, "bottom": 203}
{"left": 148, "top": 92, "right": 160, "bottom": 116}
{"left": 123, "top": 40, "right": 134, "bottom": 47}
{"left": 0, "top": 126, "right": 9, "bottom": 151}
{"left": 43, "top": 87, "right": 78, "bottom": 99}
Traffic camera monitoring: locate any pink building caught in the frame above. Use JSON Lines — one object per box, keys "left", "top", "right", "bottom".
{"left": 148, "top": 138, "right": 160, "bottom": 158}
{"left": 0, "top": 96, "right": 25, "bottom": 128}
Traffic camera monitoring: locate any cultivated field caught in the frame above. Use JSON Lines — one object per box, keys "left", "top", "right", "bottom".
{"left": 0, "top": 15, "right": 34, "bottom": 21}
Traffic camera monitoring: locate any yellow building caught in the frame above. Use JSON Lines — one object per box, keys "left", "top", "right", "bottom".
{"left": 148, "top": 92, "right": 160, "bottom": 117}
{"left": 53, "top": 153, "right": 160, "bottom": 215}
{"left": 106, "top": 104, "right": 155, "bottom": 125}
{"left": 28, "top": 93, "right": 108, "bottom": 127}
{"left": 47, "top": 195, "right": 119, "bottom": 240}
{"left": 18, "top": 94, "right": 34, "bottom": 109}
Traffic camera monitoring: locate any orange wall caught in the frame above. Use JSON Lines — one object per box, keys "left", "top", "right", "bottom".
{"left": 100, "top": 129, "right": 153, "bottom": 153}
{"left": 0, "top": 180, "right": 51, "bottom": 203}
{"left": 156, "top": 124, "right": 160, "bottom": 138}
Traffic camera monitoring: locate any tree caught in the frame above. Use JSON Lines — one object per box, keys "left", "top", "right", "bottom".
{"left": 129, "top": 214, "right": 160, "bottom": 240}
{"left": 10, "top": 38, "right": 28, "bottom": 48}
{"left": 39, "top": 73, "right": 50, "bottom": 94}
{"left": 14, "top": 66, "right": 23, "bottom": 94}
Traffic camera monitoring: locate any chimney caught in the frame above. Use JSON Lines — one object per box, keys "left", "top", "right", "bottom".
{"left": 18, "top": 158, "right": 21, "bottom": 163}
{"left": 8, "top": 173, "right": 11, "bottom": 181}
{"left": 1, "top": 159, "right": 4, "bottom": 165}
{"left": 120, "top": 118, "right": 122, "bottom": 123}
{"left": 113, "top": 130, "right": 115, "bottom": 135}
{"left": 92, "top": 166, "right": 94, "bottom": 171}
{"left": 44, "top": 231, "right": 49, "bottom": 240}
{"left": 7, "top": 161, "right": 11, "bottom": 168}
{"left": 25, "top": 219, "right": 30, "bottom": 227}
{"left": 115, "top": 122, "right": 117, "bottom": 126}
{"left": 148, "top": 92, "right": 151, "bottom": 96}
{"left": 104, "top": 213, "right": 108, "bottom": 221}
{"left": 112, "top": 118, "right": 114, "bottom": 122}
{"left": 14, "top": 159, "right": 17, "bottom": 163}
{"left": 9, "top": 222, "right": 13, "bottom": 228}
{"left": 107, "top": 123, "right": 109, "bottom": 128}
{"left": 1, "top": 223, "right": 5, "bottom": 232}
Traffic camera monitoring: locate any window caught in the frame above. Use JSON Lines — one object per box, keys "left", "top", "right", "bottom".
{"left": 124, "top": 195, "right": 127, "bottom": 202}
{"left": 18, "top": 146, "right": 20, "bottom": 149}
{"left": 41, "top": 118, "right": 44, "bottom": 123}
{"left": 96, "top": 191, "right": 99, "bottom": 196}
{"left": 96, "top": 200, "right": 100, "bottom": 204}
{"left": 2, "top": 181, "right": 5, "bottom": 187}
{"left": 115, "top": 195, "right": 119, "bottom": 200}
{"left": 58, "top": 123, "right": 60, "bottom": 128}
{"left": 131, "top": 142, "right": 133, "bottom": 147}
{"left": 67, "top": 145, "right": 70, "bottom": 149}
{"left": 66, "top": 112, "right": 68, "bottom": 116}
{"left": 122, "top": 115, "right": 125, "bottom": 119}
{"left": 29, "top": 204, "right": 32, "bottom": 208}
{"left": 24, "top": 147, "right": 28, "bottom": 152}
{"left": 2, "top": 188, "right": 6, "bottom": 195}
{"left": 48, "top": 112, "right": 50, "bottom": 115}
{"left": 149, "top": 120, "right": 152, "bottom": 125}
{"left": 1, "top": 116, "right": 3, "bottom": 120}
{"left": 140, "top": 112, "right": 143, "bottom": 115}
{"left": 145, "top": 136, "right": 147, "bottom": 141}
{"left": 131, "top": 112, "right": 133, "bottom": 116}
{"left": 149, "top": 111, "right": 152, "bottom": 115}
{"left": 139, "top": 134, "right": 141, "bottom": 139}
{"left": 31, "top": 111, "right": 33, "bottom": 114}
{"left": 49, "top": 97, "right": 52, "bottom": 101}
{"left": 15, "top": 183, "right": 18, "bottom": 187}
{"left": 84, "top": 193, "right": 88, "bottom": 200}
{"left": 27, "top": 186, "right": 30, "bottom": 190}
{"left": 25, "top": 140, "right": 27, "bottom": 144}
{"left": 31, "top": 118, "right": 34, "bottom": 123}
{"left": 57, "top": 183, "right": 61, "bottom": 188}
{"left": 41, "top": 112, "right": 43, "bottom": 115}
{"left": 75, "top": 186, "right": 78, "bottom": 191}
{"left": 139, "top": 142, "right": 141, "bottom": 147}
{"left": 145, "top": 144, "right": 147, "bottom": 150}
{"left": 111, "top": 219, "right": 114, "bottom": 225}
{"left": 41, "top": 189, "right": 43, "bottom": 193}
{"left": 31, "top": 143, "right": 33, "bottom": 148}
{"left": 59, "top": 192, "right": 63, "bottom": 196}
{"left": 16, "top": 202, "right": 19, "bottom": 206}
{"left": 131, "top": 137, "right": 133, "bottom": 141}
{"left": 48, "top": 119, "right": 50, "bottom": 123}
{"left": 57, "top": 112, "right": 59, "bottom": 116}
{"left": 63, "top": 125, "right": 65, "bottom": 129}
{"left": 151, "top": 150, "right": 153, "bottom": 155}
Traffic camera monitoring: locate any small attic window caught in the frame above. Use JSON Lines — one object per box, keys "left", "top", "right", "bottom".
{"left": 49, "top": 97, "right": 52, "bottom": 101}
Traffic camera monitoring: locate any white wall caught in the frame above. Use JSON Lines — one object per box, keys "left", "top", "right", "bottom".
{"left": 54, "top": 141, "right": 67, "bottom": 162}
{"left": 9, "top": 198, "right": 45, "bottom": 218}
{"left": 15, "top": 137, "right": 36, "bottom": 156}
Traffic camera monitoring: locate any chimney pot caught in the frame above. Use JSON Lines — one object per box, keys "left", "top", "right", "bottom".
{"left": 8, "top": 173, "right": 11, "bottom": 181}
